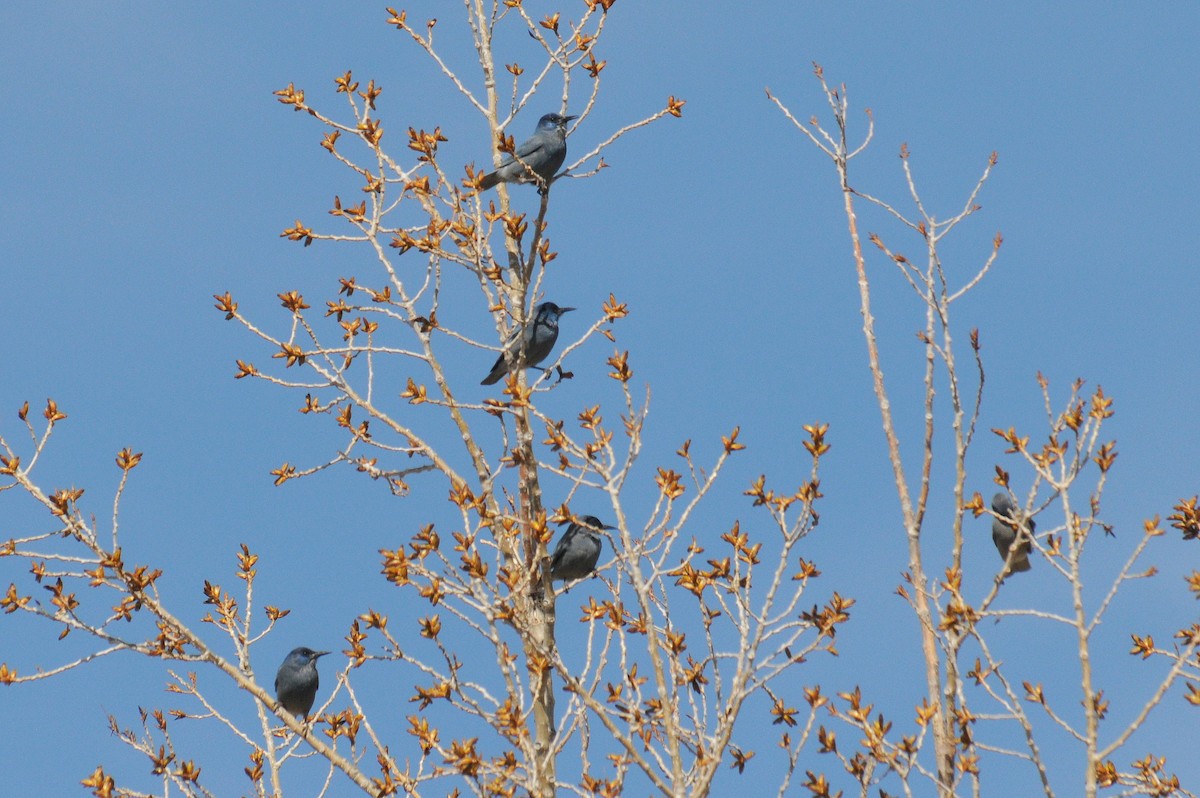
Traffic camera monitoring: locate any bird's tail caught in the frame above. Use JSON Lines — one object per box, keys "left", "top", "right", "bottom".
{"left": 481, "top": 359, "right": 506, "bottom": 385}
{"left": 478, "top": 171, "right": 500, "bottom": 191}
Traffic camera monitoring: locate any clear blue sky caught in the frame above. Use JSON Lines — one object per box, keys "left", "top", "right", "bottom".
{"left": 3, "top": 2, "right": 1199, "bottom": 794}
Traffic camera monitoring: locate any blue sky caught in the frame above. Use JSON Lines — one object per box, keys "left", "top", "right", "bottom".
{"left": 3, "top": 2, "right": 1199, "bottom": 794}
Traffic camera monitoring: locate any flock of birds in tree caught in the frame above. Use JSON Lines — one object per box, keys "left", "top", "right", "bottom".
{"left": 275, "top": 112, "right": 1036, "bottom": 722}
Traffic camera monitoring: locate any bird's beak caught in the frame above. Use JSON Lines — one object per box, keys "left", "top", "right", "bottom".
{"left": 563, "top": 115, "right": 578, "bottom": 123}
{"left": 315, "top": 651, "right": 331, "bottom": 659}
{"left": 560, "top": 307, "right": 576, "bottom": 314}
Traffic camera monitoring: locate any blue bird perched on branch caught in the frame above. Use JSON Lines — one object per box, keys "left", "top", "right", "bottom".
{"left": 481, "top": 302, "right": 574, "bottom": 385}
{"left": 990, "top": 492, "right": 1034, "bottom": 574}
{"left": 478, "top": 113, "right": 576, "bottom": 193}
{"left": 551, "top": 515, "right": 614, "bottom": 584}
{"left": 275, "top": 646, "right": 329, "bottom": 718}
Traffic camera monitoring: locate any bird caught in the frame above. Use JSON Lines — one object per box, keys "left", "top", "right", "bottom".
{"left": 275, "top": 646, "right": 329, "bottom": 718}
{"left": 481, "top": 302, "right": 574, "bottom": 385}
{"left": 990, "top": 492, "right": 1034, "bottom": 573}
{"left": 550, "top": 515, "right": 614, "bottom": 583}
{"left": 478, "top": 113, "right": 576, "bottom": 193}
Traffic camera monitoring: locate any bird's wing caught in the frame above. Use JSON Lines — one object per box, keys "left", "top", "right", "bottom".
{"left": 514, "top": 136, "right": 548, "bottom": 159}
{"left": 493, "top": 320, "right": 527, "bottom": 354}
{"left": 549, "top": 541, "right": 567, "bottom": 571}
{"left": 511, "top": 321, "right": 530, "bottom": 345}
{"left": 991, "top": 522, "right": 1010, "bottom": 552}
{"left": 551, "top": 526, "right": 579, "bottom": 565}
